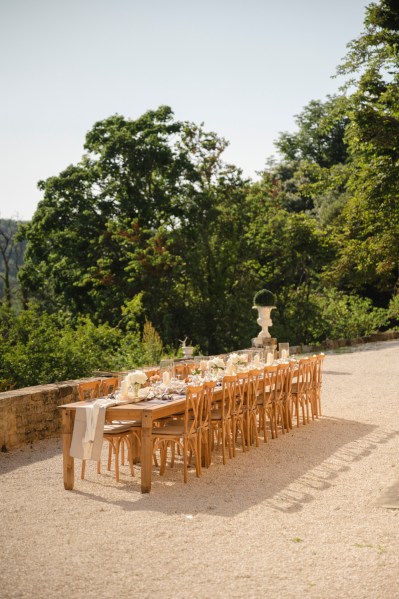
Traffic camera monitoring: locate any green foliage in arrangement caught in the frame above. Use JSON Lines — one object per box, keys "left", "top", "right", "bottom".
{"left": 1, "top": 0, "right": 398, "bottom": 390}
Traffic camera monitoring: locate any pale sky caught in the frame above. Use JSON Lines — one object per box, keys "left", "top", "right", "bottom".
{"left": 0, "top": 0, "right": 368, "bottom": 221}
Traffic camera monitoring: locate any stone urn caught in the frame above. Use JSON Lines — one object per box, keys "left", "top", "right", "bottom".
{"left": 253, "top": 305, "right": 276, "bottom": 343}
{"left": 182, "top": 346, "right": 194, "bottom": 358}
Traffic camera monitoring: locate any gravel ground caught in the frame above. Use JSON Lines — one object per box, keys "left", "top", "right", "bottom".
{"left": 1, "top": 341, "right": 399, "bottom": 599}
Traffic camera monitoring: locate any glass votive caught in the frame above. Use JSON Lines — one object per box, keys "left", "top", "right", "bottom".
{"left": 279, "top": 343, "right": 290, "bottom": 359}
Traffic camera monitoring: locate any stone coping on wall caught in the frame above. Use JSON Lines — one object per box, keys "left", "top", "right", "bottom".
{"left": 0, "top": 378, "right": 97, "bottom": 452}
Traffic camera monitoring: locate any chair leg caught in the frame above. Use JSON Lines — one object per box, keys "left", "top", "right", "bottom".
{"left": 221, "top": 426, "right": 226, "bottom": 465}
{"left": 160, "top": 442, "right": 167, "bottom": 476}
{"left": 183, "top": 438, "right": 188, "bottom": 483}
{"left": 114, "top": 438, "right": 121, "bottom": 482}
{"left": 107, "top": 441, "right": 113, "bottom": 470}
{"left": 232, "top": 419, "right": 237, "bottom": 457}
{"left": 262, "top": 410, "right": 268, "bottom": 443}
{"left": 195, "top": 437, "right": 201, "bottom": 478}
{"left": 81, "top": 460, "right": 86, "bottom": 480}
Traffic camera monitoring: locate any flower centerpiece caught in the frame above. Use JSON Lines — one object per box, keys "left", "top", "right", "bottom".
{"left": 125, "top": 370, "right": 148, "bottom": 401}
{"left": 208, "top": 356, "right": 225, "bottom": 376}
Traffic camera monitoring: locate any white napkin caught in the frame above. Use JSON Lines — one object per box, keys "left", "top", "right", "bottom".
{"left": 70, "top": 398, "right": 117, "bottom": 461}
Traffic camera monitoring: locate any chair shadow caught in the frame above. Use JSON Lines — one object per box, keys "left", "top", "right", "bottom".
{"left": 70, "top": 416, "right": 399, "bottom": 517}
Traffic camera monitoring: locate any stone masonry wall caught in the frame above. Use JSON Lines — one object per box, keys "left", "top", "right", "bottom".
{"left": 0, "top": 380, "right": 85, "bottom": 451}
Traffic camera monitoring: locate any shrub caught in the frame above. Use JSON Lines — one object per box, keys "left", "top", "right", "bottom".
{"left": 253, "top": 289, "right": 275, "bottom": 307}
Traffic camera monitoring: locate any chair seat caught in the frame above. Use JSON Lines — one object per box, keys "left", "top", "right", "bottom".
{"left": 104, "top": 423, "right": 136, "bottom": 434}
{"left": 111, "top": 419, "right": 141, "bottom": 427}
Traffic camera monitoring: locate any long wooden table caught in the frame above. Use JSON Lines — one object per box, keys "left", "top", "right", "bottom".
{"left": 60, "top": 396, "right": 190, "bottom": 494}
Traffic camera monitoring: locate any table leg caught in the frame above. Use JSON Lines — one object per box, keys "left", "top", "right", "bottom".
{"left": 141, "top": 410, "right": 153, "bottom": 493}
{"left": 62, "top": 409, "right": 74, "bottom": 490}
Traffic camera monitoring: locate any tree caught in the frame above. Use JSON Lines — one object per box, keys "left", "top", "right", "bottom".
{"left": 332, "top": 0, "right": 399, "bottom": 297}
{"left": 264, "top": 95, "right": 350, "bottom": 215}
{"left": 0, "top": 219, "right": 26, "bottom": 308}
{"left": 19, "top": 108, "right": 254, "bottom": 353}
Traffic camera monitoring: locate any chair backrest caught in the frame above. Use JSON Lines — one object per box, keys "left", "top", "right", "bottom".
{"left": 144, "top": 368, "right": 160, "bottom": 379}
{"left": 236, "top": 372, "right": 249, "bottom": 414}
{"left": 294, "top": 358, "right": 309, "bottom": 396}
{"left": 221, "top": 375, "right": 237, "bottom": 420}
{"left": 304, "top": 356, "right": 316, "bottom": 393}
{"left": 273, "top": 363, "right": 289, "bottom": 404}
{"left": 185, "top": 362, "right": 200, "bottom": 374}
{"left": 284, "top": 361, "right": 296, "bottom": 399}
{"left": 313, "top": 353, "right": 325, "bottom": 387}
{"left": 174, "top": 364, "right": 188, "bottom": 379}
{"left": 100, "top": 377, "right": 118, "bottom": 397}
{"left": 248, "top": 368, "right": 263, "bottom": 411}
{"left": 184, "top": 384, "right": 205, "bottom": 435}
{"left": 203, "top": 381, "right": 216, "bottom": 430}
{"left": 262, "top": 365, "right": 278, "bottom": 407}
{"left": 78, "top": 380, "right": 100, "bottom": 402}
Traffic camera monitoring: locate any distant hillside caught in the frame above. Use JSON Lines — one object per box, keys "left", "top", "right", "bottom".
{"left": 0, "top": 218, "right": 28, "bottom": 306}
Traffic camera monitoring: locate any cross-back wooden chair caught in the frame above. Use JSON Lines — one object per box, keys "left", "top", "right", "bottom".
{"left": 233, "top": 372, "right": 248, "bottom": 455}
{"left": 282, "top": 361, "right": 296, "bottom": 432}
{"left": 100, "top": 377, "right": 118, "bottom": 397}
{"left": 270, "top": 364, "right": 290, "bottom": 438}
{"left": 210, "top": 375, "right": 236, "bottom": 465}
{"left": 290, "top": 358, "right": 309, "bottom": 427}
{"left": 152, "top": 384, "right": 205, "bottom": 483}
{"left": 305, "top": 356, "right": 317, "bottom": 422}
{"left": 245, "top": 369, "right": 262, "bottom": 449}
{"left": 258, "top": 365, "right": 277, "bottom": 443}
{"left": 174, "top": 364, "right": 188, "bottom": 379}
{"left": 202, "top": 381, "right": 216, "bottom": 468}
{"left": 78, "top": 380, "right": 138, "bottom": 483}
{"left": 312, "top": 353, "right": 325, "bottom": 417}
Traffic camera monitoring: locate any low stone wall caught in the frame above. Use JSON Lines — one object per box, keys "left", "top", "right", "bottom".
{"left": 290, "top": 329, "right": 399, "bottom": 355}
{"left": 1, "top": 330, "right": 398, "bottom": 452}
{"left": 0, "top": 379, "right": 87, "bottom": 452}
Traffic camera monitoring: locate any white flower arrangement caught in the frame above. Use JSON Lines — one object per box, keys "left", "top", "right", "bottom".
{"left": 228, "top": 353, "right": 240, "bottom": 365}
{"left": 126, "top": 370, "right": 148, "bottom": 386}
{"left": 208, "top": 357, "right": 225, "bottom": 370}
{"left": 238, "top": 353, "right": 248, "bottom": 364}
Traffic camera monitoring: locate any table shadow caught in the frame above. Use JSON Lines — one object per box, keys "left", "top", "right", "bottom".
{"left": 70, "top": 416, "right": 399, "bottom": 517}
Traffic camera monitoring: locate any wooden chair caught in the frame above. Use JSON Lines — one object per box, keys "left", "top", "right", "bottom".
{"left": 210, "top": 375, "right": 236, "bottom": 465}
{"left": 258, "top": 365, "right": 277, "bottom": 443}
{"left": 290, "top": 358, "right": 309, "bottom": 427}
{"left": 78, "top": 380, "right": 139, "bottom": 483}
{"left": 245, "top": 369, "right": 262, "bottom": 449}
{"left": 152, "top": 384, "right": 205, "bottom": 483}
{"left": 202, "top": 381, "right": 216, "bottom": 468}
{"left": 282, "top": 361, "right": 295, "bottom": 432}
{"left": 232, "top": 372, "right": 248, "bottom": 455}
{"left": 269, "top": 364, "right": 290, "bottom": 438}
{"left": 100, "top": 377, "right": 119, "bottom": 397}
{"left": 312, "top": 353, "right": 325, "bottom": 417}
{"left": 174, "top": 364, "right": 188, "bottom": 379}
{"left": 305, "top": 356, "right": 317, "bottom": 422}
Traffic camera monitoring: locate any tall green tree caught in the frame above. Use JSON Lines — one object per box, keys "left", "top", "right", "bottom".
{"left": 332, "top": 0, "right": 399, "bottom": 297}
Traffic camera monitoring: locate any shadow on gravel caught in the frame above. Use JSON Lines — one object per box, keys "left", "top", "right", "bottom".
{"left": 70, "top": 417, "right": 399, "bottom": 517}
{"left": 0, "top": 437, "right": 62, "bottom": 476}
